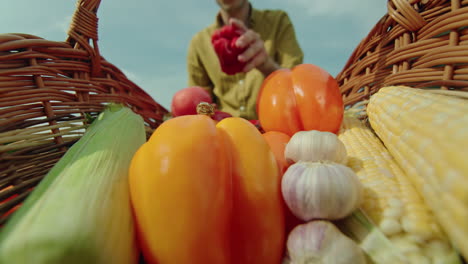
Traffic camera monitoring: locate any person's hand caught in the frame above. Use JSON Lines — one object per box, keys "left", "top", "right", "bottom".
{"left": 230, "top": 18, "right": 280, "bottom": 76}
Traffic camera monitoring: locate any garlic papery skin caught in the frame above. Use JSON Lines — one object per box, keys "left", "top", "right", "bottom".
{"left": 284, "top": 130, "right": 347, "bottom": 164}
{"left": 281, "top": 161, "right": 362, "bottom": 221}
{"left": 287, "top": 221, "right": 366, "bottom": 264}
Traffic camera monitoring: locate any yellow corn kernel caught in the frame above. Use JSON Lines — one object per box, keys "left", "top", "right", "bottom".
{"left": 367, "top": 86, "right": 468, "bottom": 259}
{"left": 339, "top": 114, "right": 460, "bottom": 263}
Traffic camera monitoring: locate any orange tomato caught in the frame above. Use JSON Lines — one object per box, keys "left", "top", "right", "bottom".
{"left": 262, "top": 131, "right": 291, "bottom": 175}
{"left": 129, "top": 115, "right": 285, "bottom": 264}
{"left": 261, "top": 131, "right": 303, "bottom": 234}
{"left": 257, "top": 63, "right": 344, "bottom": 136}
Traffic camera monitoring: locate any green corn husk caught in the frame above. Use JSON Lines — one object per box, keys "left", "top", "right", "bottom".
{"left": 0, "top": 104, "right": 146, "bottom": 264}
{"left": 337, "top": 209, "right": 409, "bottom": 264}
{"left": 337, "top": 209, "right": 462, "bottom": 264}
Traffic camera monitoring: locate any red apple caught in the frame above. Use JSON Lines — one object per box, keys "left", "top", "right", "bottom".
{"left": 171, "top": 86, "right": 212, "bottom": 116}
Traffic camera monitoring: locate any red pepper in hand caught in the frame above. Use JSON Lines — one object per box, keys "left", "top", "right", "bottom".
{"left": 212, "top": 110, "right": 233, "bottom": 121}
{"left": 211, "top": 24, "right": 247, "bottom": 75}
{"left": 249, "top": 119, "right": 265, "bottom": 133}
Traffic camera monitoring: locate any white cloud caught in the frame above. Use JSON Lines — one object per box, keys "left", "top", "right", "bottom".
{"left": 0, "top": 2, "right": 75, "bottom": 40}
{"left": 266, "top": 0, "right": 386, "bottom": 17}
{"left": 292, "top": 0, "right": 385, "bottom": 16}
{"left": 122, "top": 69, "right": 141, "bottom": 84}
{"left": 260, "top": 0, "right": 387, "bottom": 28}
{"left": 55, "top": 15, "right": 73, "bottom": 34}
{"left": 123, "top": 70, "right": 187, "bottom": 110}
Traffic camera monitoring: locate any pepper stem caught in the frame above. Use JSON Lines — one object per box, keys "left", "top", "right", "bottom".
{"left": 196, "top": 102, "right": 215, "bottom": 116}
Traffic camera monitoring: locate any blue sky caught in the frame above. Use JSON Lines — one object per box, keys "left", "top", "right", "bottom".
{"left": 1, "top": 0, "right": 387, "bottom": 110}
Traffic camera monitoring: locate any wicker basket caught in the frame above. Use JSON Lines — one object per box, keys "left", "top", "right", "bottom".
{"left": 0, "top": 0, "right": 168, "bottom": 225}
{"left": 337, "top": 0, "right": 468, "bottom": 107}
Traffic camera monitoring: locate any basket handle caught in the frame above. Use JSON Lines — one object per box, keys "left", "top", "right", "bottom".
{"left": 66, "top": 0, "right": 103, "bottom": 77}
{"left": 387, "top": 0, "right": 427, "bottom": 31}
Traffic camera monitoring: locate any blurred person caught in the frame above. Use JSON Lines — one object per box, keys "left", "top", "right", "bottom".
{"left": 187, "top": 0, "right": 303, "bottom": 119}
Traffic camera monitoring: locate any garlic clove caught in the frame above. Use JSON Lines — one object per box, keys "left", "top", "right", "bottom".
{"left": 282, "top": 161, "right": 363, "bottom": 221}
{"left": 287, "top": 221, "right": 367, "bottom": 264}
{"left": 284, "top": 130, "right": 348, "bottom": 164}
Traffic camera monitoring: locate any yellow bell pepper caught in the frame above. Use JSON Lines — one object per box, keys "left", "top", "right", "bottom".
{"left": 129, "top": 114, "right": 285, "bottom": 264}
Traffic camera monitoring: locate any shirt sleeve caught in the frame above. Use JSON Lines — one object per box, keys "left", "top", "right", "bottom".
{"left": 274, "top": 11, "right": 304, "bottom": 69}
{"left": 186, "top": 36, "right": 213, "bottom": 94}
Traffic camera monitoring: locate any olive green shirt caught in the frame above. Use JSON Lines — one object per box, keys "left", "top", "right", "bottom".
{"left": 187, "top": 6, "right": 303, "bottom": 119}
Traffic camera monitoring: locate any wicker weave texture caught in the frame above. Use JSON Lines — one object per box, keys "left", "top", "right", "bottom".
{"left": 337, "top": 0, "right": 468, "bottom": 106}
{"left": 0, "top": 0, "right": 168, "bottom": 225}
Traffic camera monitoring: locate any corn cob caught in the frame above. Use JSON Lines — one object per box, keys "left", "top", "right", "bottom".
{"left": 339, "top": 114, "right": 461, "bottom": 263}
{"left": 366, "top": 86, "right": 468, "bottom": 260}
{"left": 0, "top": 104, "right": 145, "bottom": 264}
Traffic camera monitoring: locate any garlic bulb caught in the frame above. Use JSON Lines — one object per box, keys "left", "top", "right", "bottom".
{"left": 284, "top": 130, "right": 347, "bottom": 164}
{"left": 287, "top": 221, "right": 366, "bottom": 264}
{"left": 281, "top": 161, "right": 362, "bottom": 221}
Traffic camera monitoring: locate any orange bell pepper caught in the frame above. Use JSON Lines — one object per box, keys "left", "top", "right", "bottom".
{"left": 129, "top": 115, "right": 285, "bottom": 264}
